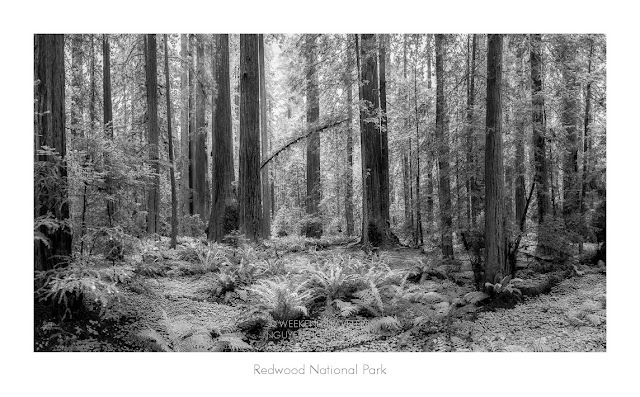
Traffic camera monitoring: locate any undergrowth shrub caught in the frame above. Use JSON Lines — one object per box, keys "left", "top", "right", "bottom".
{"left": 135, "top": 310, "right": 251, "bottom": 352}
{"left": 35, "top": 258, "right": 132, "bottom": 321}
{"left": 305, "top": 259, "right": 359, "bottom": 308}
{"left": 250, "top": 278, "right": 313, "bottom": 324}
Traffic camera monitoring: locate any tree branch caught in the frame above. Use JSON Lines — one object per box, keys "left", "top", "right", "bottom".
{"left": 260, "top": 118, "right": 348, "bottom": 170}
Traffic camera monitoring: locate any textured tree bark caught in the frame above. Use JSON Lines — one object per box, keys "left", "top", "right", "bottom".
{"left": 344, "top": 35, "right": 355, "bottom": 236}
{"left": 145, "top": 34, "right": 160, "bottom": 234}
{"left": 378, "top": 34, "right": 390, "bottom": 224}
{"left": 239, "top": 34, "right": 262, "bottom": 241}
{"left": 466, "top": 34, "right": 479, "bottom": 229}
{"left": 209, "top": 35, "right": 235, "bottom": 243}
{"left": 514, "top": 37, "right": 527, "bottom": 231}
{"left": 402, "top": 35, "right": 414, "bottom": 240}
{"left": 34, "top": 34, "right": 72, "bottom": 271}
{"left": 163, "top": 35, "right": 178, "bottom": 248}
{"left": 530, "top": 34, "right": 550, "bottom": 226}
{"left": 89, "top": 35, "right": 97, "bottom": 129}
{"left": 70, "top": 34, "right": 84, "bottom": 137}
{"left": 188, "top": 34, "right": 196, "bottom": 216}
{"left": 103, "top": 34, "right": 113, "bottom": 137}
{"left": 435, "top": 34, "right": 454, "bottom": 258}
{"left": 412, "top": 35, "right": 423, "bottom": 246}
{"left": 103, "top": 34, "right": 115, "bottom": 225}
{"left": 426, "top": 35, "right": 434, "bottom": 232}
{"left": 484, "top": 34, "right": 507, "bottom": 285}
{"left": 558, "top": 36, "right": 580, "bottom": 223}
{"left": 359, "top": 34, "right": 395, "bottom": 247}
{"left": 305, "top": 34, "right": 322, "bottom": 238}
{"left": 580, "top": 38, "right": 594, "bottom": 214}
{"left": 193, "top": 35, "right": 209, "bottom": 222}
{"left": 180, "top": 34, "right": 190, "bottom": 227}
{"left": 259, "top": 34, "right": 272, "bottom": 238}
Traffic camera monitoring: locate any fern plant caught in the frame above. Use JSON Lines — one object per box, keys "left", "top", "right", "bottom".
{"left": 305, "top": 260, "right": 359, "bottom": 308}
{"left": 256, "top": 258, "right": 287, "bottom": 277}
{"left": 484, "top": 275, "right": 523, "bottom": 299}
{"left": 35, "top": 259, "right": 130, "bottom": 320}
{"left": 135, "top": 311, "right": 252, "bottom": 352}
{"left": 249, "top": 278, "right": 313, "bottom": 323}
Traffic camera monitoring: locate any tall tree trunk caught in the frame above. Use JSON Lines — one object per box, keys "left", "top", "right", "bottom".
{"left": 209, "top": 35, "right": 234, "bottom": 242}
{"left": 435, "top": 34, "right": 454, "bottom": 258}
{"left": 378, "top": 34, "right": 391, "bottom": 224}
{"left": 239, "top": 34, "right": 262, "bottom": 241}
{"left": 514, "top": 38, "right": 527, "bottom": 231}
{"left": 188, "top": 34, "right": 196, "bottom": 216}
{"left": 89, "top": 35, "right": 96, "bottom": 129}
{"left": 558, "top": 36, "right": 580, "bottom": 224}
{"left": 103, "top": 34, "right": 113, "bottom": 137}
{"left": 103, "top": 34, "right": 115, "bottom": 225}
{"left": 426, "top": 34, "right": 434, "bottom": 232}
{"left": 305, "top": 34, "right": 322, "bottom": 238}
{"left": 530, "top": 34, "right": 550, "bottom": 226}
{"left": 70, "top": 34, "right": 84, "bottom": 137}
{"left": 163, "top": 35, "right": 178, "bottom": 248}
{"left": 467, "top": 34, "right": 479, "bottom": 229}
{"left": 359, "top": 34, "right": 394, "bottom": 247}
{"left": 259, "top": 34, "right": 271, "bottom": 238}
{"left": 180, "top": 34, "right": 190, "bottom": 227}
{"left": 580, "top": 37, "right": 594, "bottom": 214}
{"left": 484, "top": 34, "right": 507, "bottom": 285}
{"left": 193, "top": 35, "right": 208, "bottom": 222}
{"left": 34, "top": 34, "right": 72, "bottom": 271}
{"left": 145, "top": 34, "right": 160, "bottom": 234}
{"left": 413, "top": 36, "right": 423, "bottom": 246}
{"left": 344, "top": 35, "right": 355, "bottom": 236}
{"left": 402, "top": 35, "right": 414, "bottom": 240}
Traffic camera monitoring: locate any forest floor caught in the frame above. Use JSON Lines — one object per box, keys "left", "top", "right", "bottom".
{"left": 34, "top": 236, "right": 606, "bottom": 352}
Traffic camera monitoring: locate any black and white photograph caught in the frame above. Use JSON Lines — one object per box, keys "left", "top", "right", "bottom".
{"left": 8, "top": 0, "right": 639, "bottom": 395}
{"left": 33, "top": 31, "right": 607, "bottom": 354}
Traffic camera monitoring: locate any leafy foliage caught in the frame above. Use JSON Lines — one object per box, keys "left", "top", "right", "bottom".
{"left": 35, "top": 258, "right": 132, "bottom": 320}
{"left": 249, "top": 278, "right": 312, "bottom": 323}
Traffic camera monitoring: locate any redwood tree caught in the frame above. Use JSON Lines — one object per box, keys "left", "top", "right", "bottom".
{"left": 34, "top": 34, "right": 72, "bottom": 271}
{"left": 145, "top": 34, "right": 160, "bottom": 234}
{"left": 358, "top": 34, "right": 394, "bottom": 246}
{"left": 103, "top": 34, "right": 115, "bottom": 225}
{"left": 208, "top": 34, "right": 234, "bottom": 242}
{"left": 259, "top": 34, "right": 272, "bottom": 238}
{"left": 239, "top": 34, "right": 262, "bottom": 241}
{"left": 164, "top": 34, "right": 178, "bottom": 248}
{"left": 558, "top": 35, "right": 580, "bottom": 223}
{"left": 435, "top": 34, "right": 454, "bottom": 258}
{"left": 514, "top": 36, "right": 527, "bottom": 231}
{"left": 484, "top": 34, "right": 507, "bottom": 284}
{"left": 305, "top": 34, "right": 322, "bottom": 238}
{"left": 344, "top": 35, "right": 355, "bottom": 236}
{"left": 180, "top": 34, "right": 190, "bottom": 225}
{"left": 531, "top": 34, "right": 550, "bottom": 226}
{"left": 193, "top": 35, "right": 208, "bottom": 222}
